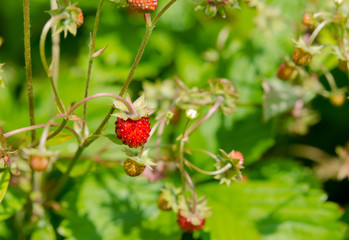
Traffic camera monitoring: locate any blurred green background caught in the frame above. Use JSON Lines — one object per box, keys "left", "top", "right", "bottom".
{"left": 1, "top": 0, "right": 349, "bottom": 239}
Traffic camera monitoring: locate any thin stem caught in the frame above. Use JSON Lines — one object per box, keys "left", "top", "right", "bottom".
{"left": 82, "top": 0, "right": 104, "bottom": 136}
{"left": 321, "top": 66, "right": 338, "bottom": 91}
{"left": 92, "top": 19, "right": 155, "bottom": 136}
{"left": 307, "top": 19, "right": 334, "bottom": 46}
{"left": 68, "top": 93, "right": 136, "bottom": 117}
{"left": 183, "top": 170, "right": 197, "bottom": 213}
{"left": 179, "top": 119, "right": 190, "bottom": 192}
{"left": 3, "top": 123, "right": 81, "bottom": 143}
{"left": 23, "top": 0, "right": 36, "bottom": 143}
{"left": 47, "top": 146, "right": 83, "bottom": 200}
{"left": 50, "top": 0, "right": 60, "bottom": 116}
{"left": 184, "top": 159, "right": 232, "bottom": 175}
{"left": 185, "top": 96, "right": 224, "bottom": 137}
{"left": 119, "top": 20, "right": 154, "bottom": 96}
{"left": 40, "top": 14, "right": 68, "bottom": 113}
{"left": 152, "top": 0, "right": 177, "bottom": 25}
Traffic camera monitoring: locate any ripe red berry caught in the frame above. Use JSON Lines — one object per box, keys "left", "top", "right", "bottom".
{"left": 292, "top": 47, "right": 312, "bottom": 66}
{"left": 29, "top": 155, "right": 49, "bottom": 171}
{"left": 115, "top": 117, "right": 151, "bottom": 148}
{"left": 123, "top": 159, "right": 146, "bottom": 177}
{"left": 127, "top": 0, "right": 158, "bottom": 13}
{"left": 177, "top": 213, "right": 205, "bottom": 232}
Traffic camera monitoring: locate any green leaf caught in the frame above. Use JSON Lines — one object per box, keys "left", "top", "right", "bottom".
{"left": 217, "top": 109, "right": 275, "bottom": 164}
{"left": 199, "top": 159, "right": 347, "bottom": 240}
{"left": 0, "top": 169, "right": 10, "bottom": 204}
{"left": 46, "top": 132, "right": 74, "bottom": 146}
{"left": 262, "top": 79, "right": 315, "bottom": 121}
{"left": 55, "top": 158, "right": 96, "bottom": 178}
{"left": 31, "top": 221, "right": 56, "bottom": 240}
{"left": 0, "top": 187, "right": 26, "bottom": 221}
{"left": 58, "top": 167, "right": 179, "bottom": 240}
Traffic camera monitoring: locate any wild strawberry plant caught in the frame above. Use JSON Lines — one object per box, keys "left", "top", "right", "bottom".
{"left": 0, "top": 0, "right": 348, "bottom": 239}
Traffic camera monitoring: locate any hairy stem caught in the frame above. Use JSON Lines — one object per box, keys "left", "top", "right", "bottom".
{"left": 50, "top": 0, "right": 60, "bottom": 116}
{"left": 40, "top": 14, "right": 68, "bottom": 113}
{"left": 184, "top": 159, "right": 232, "bottom": 175}
{"left": 23, "top": 0, "right": 36, "bottom": 143}
{"left": 307, "top": 19, "right": 334, "bottom": 46}
{"left": 82, "top": 0, "right": 104, "bottom": 136}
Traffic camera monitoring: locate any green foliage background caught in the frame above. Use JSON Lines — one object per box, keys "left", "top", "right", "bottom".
{"left": 1, "top": 0, "right": 349, "bottom": 239}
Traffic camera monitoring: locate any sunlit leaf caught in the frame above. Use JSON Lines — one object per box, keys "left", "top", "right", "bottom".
{"left": 0, "top": 169, "right": 10, "bottom": 204}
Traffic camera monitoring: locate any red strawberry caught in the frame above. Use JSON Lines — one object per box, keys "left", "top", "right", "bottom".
{"left": 177, "top": 212, "right": 205, "bottom": 232}
{"left": 123, "top": 159, "right": 146, "bottom": 176}
{"left": 115, "top": 117, "right": 151, "bottom": 148}
{"left": 127, "top": 0, "right": 158, "bottom": 13}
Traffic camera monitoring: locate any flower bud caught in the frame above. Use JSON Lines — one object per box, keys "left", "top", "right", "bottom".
{"left": 186, "top": 109, "right": 199, "bottom": 120}
{"left": 334, "top": 0, "right": 344, "bottom": 6}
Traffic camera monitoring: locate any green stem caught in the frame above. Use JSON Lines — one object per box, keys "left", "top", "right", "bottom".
{"left": 49, "top": 0, "right": 178, "bottom": 201}
{"left": 184, "top": 159, "right": 232, "bottom": 175}
{"left": 92, "top": 16, "right": 155, "bottom": 137}
{"left": 40, "top": 14, "right": 68, "bottom": 113}
{"left": 23, "top": 0, "right": 36, "bottom": 143}
{"left": 179, "top": 119, "right": 190, "bottom": 192}
{"left": 152, "top": 0, "right": 177, "bottom": 26}
{"left": 47, "top": 146, "right": 84, "bottom": 200}
{"left": 307, "top": 19, "right": 334, "bottom": 46}
{"left": 82, "top": 0, "right": 104, "bottom": 136}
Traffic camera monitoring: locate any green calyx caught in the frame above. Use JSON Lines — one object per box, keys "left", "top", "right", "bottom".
{"left": 112, "top": 94, "right": 155, "bottom": 120}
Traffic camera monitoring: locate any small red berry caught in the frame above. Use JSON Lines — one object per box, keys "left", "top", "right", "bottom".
{"left": 292, "top": 48, "right": 312, "bottom": 66}
{"left": 115, "top": 117, "right": 151, "bottom": 148}
{"left": 228, "top": 150, "right": 244, "bottom": 167}
{"left": 123, "top": 159, "right": 145, "bottom": 177}
{"left": 277, "top": 63, "right": 298, "bottom": 81}
{"left": 302, "top": 13, "right": 313, "bottom": 26}
{"left": 177, "top": 213, "right": 205, "bottom": 232}
{"left": 127, "top": 0, "right": 158, "bottom": 13}
{"left": 29, "top": 155, "right": 49, "bottom": 171}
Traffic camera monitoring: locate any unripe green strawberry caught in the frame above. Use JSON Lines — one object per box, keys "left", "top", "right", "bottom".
{"left": 330, "top": 93, "right": 346, "bottom": 107}
{"left": 157, "top": 193, "right": 172, "bottom": 211}
{"left": 127, "top": 0, "right": 158, "bottom": 13}
{"left": 123, "top": 159, "right": 145, "bottom": 177}
{"left": 338, "top": 59, "right": 349, "bottom": 72}
{"left": 292, "top": 48, "right": 312, "bottom": 66}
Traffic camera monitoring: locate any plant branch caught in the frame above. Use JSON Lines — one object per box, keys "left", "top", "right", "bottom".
{"left": 184, "top": 159, "right": 231, "bottom": 175}
{"left": 152, "top": 0, "right": 177, "bottom": 25}
{"left": 40, "top": 14, "right": 68, "bottom": 113}
{"left": 23, "top": 0, "right": 36, "bottom": 143}
{"left": 307, "top": 19, "right": 334, "bottom": 46}
{"left": 82, "top": 0, "right": 104, "bottom": 136}
{"left": 185, "top": 96, "right": 224, "bottom": 137}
